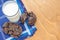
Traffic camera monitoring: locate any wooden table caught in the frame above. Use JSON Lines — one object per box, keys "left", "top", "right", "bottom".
{"left": 22, "top": 0, "right": 60, "bottom": 40}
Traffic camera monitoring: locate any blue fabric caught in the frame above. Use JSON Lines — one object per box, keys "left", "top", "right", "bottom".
{"left": 0, "top": 0, "right": 37, "bottom": 40}
{"left": 0, "top": 32, "right": 5, "bottom": 40}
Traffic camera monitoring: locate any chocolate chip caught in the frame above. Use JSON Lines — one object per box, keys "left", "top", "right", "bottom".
{"left": 8, "top": 30, "right": 13, "bottom": 35}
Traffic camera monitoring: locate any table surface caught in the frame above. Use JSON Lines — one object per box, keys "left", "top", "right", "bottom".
{"left": 21, "top": 0, "right": 60, "bottom": 40}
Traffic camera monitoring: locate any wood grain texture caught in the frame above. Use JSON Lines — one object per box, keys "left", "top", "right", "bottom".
{"left": 22, "top": 0, "right": 60, "bottom": 40}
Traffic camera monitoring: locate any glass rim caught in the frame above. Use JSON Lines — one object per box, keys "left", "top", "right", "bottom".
{"left": 2, "top": 1, "right": 19, "bottom": 17}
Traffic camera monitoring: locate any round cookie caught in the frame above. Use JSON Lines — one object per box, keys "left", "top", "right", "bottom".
{"left": 3, "top": 22, "right": 22, "bottom": 38}
{"left": 28, "top": 11, "right": 37, "bottom": 25}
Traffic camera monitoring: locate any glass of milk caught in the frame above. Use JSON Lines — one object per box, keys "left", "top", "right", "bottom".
{"left": 2, "top": 1, "right": 21, "bottom": 22}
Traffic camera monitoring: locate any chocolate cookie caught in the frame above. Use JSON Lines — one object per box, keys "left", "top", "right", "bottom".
{"left": 3, "top": 22, "right": 22, "bottom": 38}
{"left": 19, "top": 11, "right": 28, "bottom": 23}
{"left": 28, "top": 12, "right": 37, "bottom": 25}
{"left": 18, "top": 11, "right": 37, "bottom": 25}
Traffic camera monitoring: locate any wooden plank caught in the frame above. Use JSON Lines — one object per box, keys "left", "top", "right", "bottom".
{"left": 22, "top": 0, "right": 60, "bottom": 40}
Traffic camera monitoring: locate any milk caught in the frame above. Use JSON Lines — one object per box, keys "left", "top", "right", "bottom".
{"left": 2, "top": 1, "right": 21, "bottom": 22}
